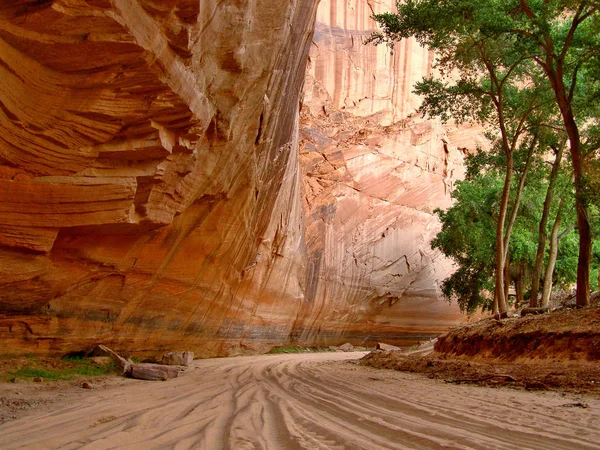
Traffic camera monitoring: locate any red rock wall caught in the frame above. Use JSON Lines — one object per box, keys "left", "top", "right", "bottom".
{"left": 0, "top": 0, "right": 318, "bottom": 356}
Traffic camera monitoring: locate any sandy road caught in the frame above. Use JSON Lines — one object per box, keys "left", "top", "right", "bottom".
{"left": 1, "top": 352, "right": 599, "bottom": 449}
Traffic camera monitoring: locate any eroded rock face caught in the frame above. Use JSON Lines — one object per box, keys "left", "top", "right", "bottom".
{"left": 294, "top": 0, "right": 485, "bottom": 344}
{"left": 1, "top": 0, "right": 480, "bottom": 357}
{"left": 0, "top": 0, "right": 318, "bottom": 356}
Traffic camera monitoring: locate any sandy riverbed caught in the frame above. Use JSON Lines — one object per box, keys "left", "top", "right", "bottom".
{"left": 1, "top": 352, "right": 599, "bottom": 449}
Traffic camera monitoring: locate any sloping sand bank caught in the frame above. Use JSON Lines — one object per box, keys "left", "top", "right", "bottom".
{"left": 1, "top": 352, "right": 599, "bottom": 449}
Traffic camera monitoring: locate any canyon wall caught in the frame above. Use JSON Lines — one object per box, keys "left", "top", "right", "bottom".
{"left": 0, "top": 0, "right": 481, "bottom": 357}
{"left": 0, "top": 0, "right": 319, "bottom": 356}
{"left": 294, "top": 0, "right": 486, "bottom": 344}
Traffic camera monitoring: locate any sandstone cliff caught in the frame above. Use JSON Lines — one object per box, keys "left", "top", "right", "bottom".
{"left": 294, "top": 0, "right": 487, "bottom": 344}
{"left": 0, "top": 0, "right": 480, "bottom": 357}
{"left": 0, "top": 0, "right": 318, "bottom": 356}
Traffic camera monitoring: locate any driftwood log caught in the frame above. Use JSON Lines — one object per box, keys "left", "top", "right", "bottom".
{"left": 129, "top": 363, "right": 181, "bottom": 381}
{"left": 92, "top": 345, "right": 182, "bottom": 381}
{"left": 93, "top": 344, "right": 131, "bottom": 375}
{"left": 376, "top": 343, "right": 402, "bottom": 351}
{"left": 521, "top": 307, "right": 551, "bottom": 317}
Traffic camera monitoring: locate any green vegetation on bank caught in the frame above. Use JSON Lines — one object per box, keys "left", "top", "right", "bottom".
{"left": 267, "top": 346, "right": 336, "bottom": 354}
{"left": 267, "top": 346, "right": 308, "bottom": 354}
{"left": 0, "top": 355, "right": 118, "bottom": 383}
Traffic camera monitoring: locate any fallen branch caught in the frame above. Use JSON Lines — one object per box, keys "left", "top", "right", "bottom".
{"left": 129, "top": 363, "right": 181, "bottom": 381}
{"left": 559, "top": 402, "right": 589, "bottom": 409}
{"left": 521, "top": 307, "right": 551, "bottom": 317}
{"left": 446, "top": 374, "right": 519, "bottom": 384}
{"left": 93, "top": 345, "right": 131, "bottom": 375}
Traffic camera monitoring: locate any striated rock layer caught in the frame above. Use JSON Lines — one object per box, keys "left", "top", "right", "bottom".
{"left": 0, "top": 0, "right": 318, "bottom": 356}
{"left": 0, "top": 0, "right": 481, "bottom": 357}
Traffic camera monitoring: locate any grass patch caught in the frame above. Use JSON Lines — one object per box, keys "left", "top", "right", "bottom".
{"left": 267, "top": 346, "right": 308, "bottom": 354}
{"left": 267, "top": 346, "right": 336, "bottom": 354}
{"left": 0, "top": 355, "right": 118, "bottom": 383}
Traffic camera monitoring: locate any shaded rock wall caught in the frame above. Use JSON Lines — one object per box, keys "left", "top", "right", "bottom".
{"left": 294, "top": 0, "right": 485, "bottom": 345}
{"left": 0, "top": 0, "right": 318, "bottom": 356}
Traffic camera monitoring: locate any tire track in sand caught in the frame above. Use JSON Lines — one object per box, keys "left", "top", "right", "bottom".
{"left": 1, "top": 352, "right": 599, "bottom": 449}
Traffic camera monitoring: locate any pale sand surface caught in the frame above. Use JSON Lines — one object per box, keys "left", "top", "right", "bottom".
{"left": 1, "top": 352, "right": 599, "bottom": 449}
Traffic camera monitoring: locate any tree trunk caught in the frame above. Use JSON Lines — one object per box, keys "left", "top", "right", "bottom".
{"left": 504, "top": 257, "right": 511, "bottom": 310}
{"left": 515, "top": 263, "right": 525, "bottom": 308}
{"left": 492, "top": 291, "right": 499, "bottom": 316}
{"left": 530, "top": 143, "right": 564, "bottom": 307}
{"left": 541, "top": 200, "right": 564, "bottom": 307}
{"left": 574, "top": 194, "right": 592, "bottom": 307}
{"left": 544, "top": 62, "right": 591, "bottom": 307}
{"left": 495, "top": 139, "right": 534, "bottom": 316}
{"left": 493, "top": 135, "right": 513, "bottom": 316}
{"left": 568, "top": 118, "right": 592, "bottom": 307}
{"left": 494, "top": 161, "right": 512, "bottom": 316}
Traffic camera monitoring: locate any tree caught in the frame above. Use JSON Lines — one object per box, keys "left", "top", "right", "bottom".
{"left": 431, "top": 171, "right": 500, "bottom": 314}
{"left": 368, "top": 0, "right": 600, "bottom": 307}
{"left": 368, "top": 0, "right": 553, "bottom": 315}
{"left": 432, "top": 154, "right": 585, "bottom": 314}
{"left": 507, "top": 0, "right": 600, "bottom": 307}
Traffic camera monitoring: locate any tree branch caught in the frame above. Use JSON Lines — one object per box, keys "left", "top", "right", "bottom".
{"left": 558, "top": 225, "right": 576, "bottom": 241}
{"left": 519, "top": 0, "right": 536, "bottom": 19}
{"left": 559, "top": 3, "right": 587, "bottom": 63}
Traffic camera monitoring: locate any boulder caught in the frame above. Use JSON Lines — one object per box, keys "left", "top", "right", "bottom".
{"left": 162, "top": 352, "right": 194, "bottom": 366}
{"left": 339, "top": 343, "right": 354, "bottom": 352}
{"left": 90, "top": 356, "right": 112, "bottom": 366}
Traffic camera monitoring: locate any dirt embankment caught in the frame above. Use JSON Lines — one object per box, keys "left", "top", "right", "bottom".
{"left": 435, "top": 306, "right": 600, "bottom": 361}
{"left": 362, "top": 306, "right": 600, "bottom": 396}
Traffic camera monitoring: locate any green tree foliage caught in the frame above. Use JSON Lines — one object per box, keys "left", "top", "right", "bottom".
{"left": 432, "top": 153, "right": 589, "bottom": 314}
{"left": 431, "top": 170, "right": 500, "bottom": 314}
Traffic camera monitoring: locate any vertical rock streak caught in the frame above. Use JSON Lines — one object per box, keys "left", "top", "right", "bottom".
{"left": 296, "top": 0, "right": 485, "bottom": 343}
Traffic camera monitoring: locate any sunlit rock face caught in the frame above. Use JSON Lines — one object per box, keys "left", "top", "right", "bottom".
{"left": 0, "top": 0, "right": 319, "bottom": 356}
{"left": 295, "top": 0, "right": 486, "bottom": 344}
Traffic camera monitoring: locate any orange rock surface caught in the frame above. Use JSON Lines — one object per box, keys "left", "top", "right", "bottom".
{"left": 0, "top": 0, "right": 480, "bottom": 357}
{"left": 0, "top": 0, "right": 318, "bottom": 356}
